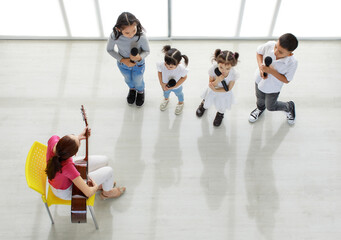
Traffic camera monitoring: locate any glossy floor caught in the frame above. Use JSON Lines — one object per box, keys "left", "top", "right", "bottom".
{"left": 0, "top": 40, "right": 340, "bottom": 240}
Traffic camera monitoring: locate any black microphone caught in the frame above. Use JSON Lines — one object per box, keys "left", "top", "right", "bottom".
{"left": 214, "top": 67, "right": 228, "bottom": 91}
{"left": 130, "top": 47, "right": 139, "bottom": 63}
{"left": 214, "top": 67, "right": 222, "bottom": 76}
{"left": 166, "top": 79, "right": 176, "bottom": 88}
{"left": 263, "top": 56, "right": 272, "bottom": 77}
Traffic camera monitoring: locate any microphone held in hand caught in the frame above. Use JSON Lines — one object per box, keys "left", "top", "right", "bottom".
{"left": 130, "top": 47, "right": 139, "bottom": 63}
{"left": 263, "top": 56, "right": 272, "bottom": 77}
{"left": 166, "top": 79, "right": 176, "bottom": 88}
{"left": 214, "top": 68, "right": 228, "bottom": 91}
{"left": 214, "top": 67, "right": 222, "bottom": 76}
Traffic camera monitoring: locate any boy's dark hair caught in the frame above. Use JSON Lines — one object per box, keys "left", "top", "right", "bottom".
{"left": 113, "top": 12, "right": 145, "bottom": 41}
{"left": 279, "top": 33, "right": 298, "bottom": 52}
{"left": 213, "top": 49, "right": 239, "bottom": 67}
{"left": 162, "top": 45, "right": 189, "bottom": 66}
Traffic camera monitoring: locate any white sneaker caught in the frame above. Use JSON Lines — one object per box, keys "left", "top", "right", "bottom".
{"left": 160, "top": 99, "right": 169, "bottom": 111}
{"left": 249, "top": 108, "right": 264, "bottom": 123}
{"left": 175, "top": 103, "right": 184, "bottom": 115}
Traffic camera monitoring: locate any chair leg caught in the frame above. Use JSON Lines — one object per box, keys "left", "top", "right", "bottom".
{"left": 88, "top": 206, "right": 99, "bottom": 230}
{"left": 44, "top": 203, "right": 54, "bottom": 224}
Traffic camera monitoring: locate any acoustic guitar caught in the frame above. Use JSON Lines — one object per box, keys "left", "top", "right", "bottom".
{"left": 71, "top": 105, "right": 89, "bottom": 223}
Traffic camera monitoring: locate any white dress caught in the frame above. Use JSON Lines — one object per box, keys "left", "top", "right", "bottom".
{"left": 201, "top": 65, "right": 239, "bottom": 113}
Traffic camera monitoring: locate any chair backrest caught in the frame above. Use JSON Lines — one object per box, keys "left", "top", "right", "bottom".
{"left": 25, "top": 141, "right": 48, "bottom": 196}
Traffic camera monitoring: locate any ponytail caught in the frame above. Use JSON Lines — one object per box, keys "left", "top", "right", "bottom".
{"left": 181, "top": 55, "right": 189, "bottom": 66}
{"left": 45, "top": 156, "right": 62, "bottom": 180}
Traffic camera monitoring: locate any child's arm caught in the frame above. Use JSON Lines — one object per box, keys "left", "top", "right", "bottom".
{"left": 167, "top": 75, "right": 187, "bottom": 90}
{"left": 209, "top": 80, "right": 235, "bottom": 92}
{"left": 158, "top": 72, "right": 167, "bottom": 91}
{"left": 257, "top": 53, "right": 267, "bottom": 79}
{"left": 260, "top": 65, "right": 290, "bottom": 83}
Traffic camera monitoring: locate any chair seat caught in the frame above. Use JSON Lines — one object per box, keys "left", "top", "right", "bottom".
{"left": 47, "top": 185, "right": 96, "bottom": 207}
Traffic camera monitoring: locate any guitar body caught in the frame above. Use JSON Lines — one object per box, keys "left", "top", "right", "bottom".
{"left": 71, "top": 105, "right": 89, "bottom": 223}
{"left": 71, "top": 160, "right": 87, "bottom": 223}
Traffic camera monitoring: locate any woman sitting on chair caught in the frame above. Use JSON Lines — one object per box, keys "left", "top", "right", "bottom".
{"left": 45, "top": 127, "right": 125, "bottom": 200}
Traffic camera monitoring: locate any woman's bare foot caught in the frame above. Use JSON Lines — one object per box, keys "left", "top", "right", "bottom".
{"left": 100, "top": 187, "right": 126, "bottom": 200}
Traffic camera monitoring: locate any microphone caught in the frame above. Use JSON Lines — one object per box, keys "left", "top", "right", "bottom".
{"left": 130, "top": 47, "right": 139, "bottom": 63}
{"left": 263, "top": 56, "right": 272, "bottom": 77}
{"left": 166, "top": 79, "right": 176, "bottom": 88}
{"left": 214, "top": 67, "right": 228, "bottom": 92}
{"left": 214, "top": 67, "right": 222, "bottom": 76}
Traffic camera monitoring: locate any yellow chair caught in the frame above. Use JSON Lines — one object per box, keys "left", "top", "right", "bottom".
{"left": 25, "top": 141, "right": 99, "bottom": 229}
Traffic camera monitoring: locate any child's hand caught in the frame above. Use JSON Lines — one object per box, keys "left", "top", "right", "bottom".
{"left": 161, "top": 83, "right": 168, "bottom": 91}
{"left": 209, "top": 82, "right": 216, "bottom": 91}
{"left": 259, "top": 65, "right": 271, "bottom": 79}
{"left": 121, "top": 58, "right": 136, "bottom": 67}
{"left": 130, "top": 53, "right": 141, "bottom": 62}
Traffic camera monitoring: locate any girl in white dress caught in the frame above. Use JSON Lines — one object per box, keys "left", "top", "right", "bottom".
{"left": 196, "top": 49, "right": 239, "bottom": 126}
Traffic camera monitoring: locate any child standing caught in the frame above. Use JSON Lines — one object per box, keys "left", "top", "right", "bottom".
{"left": 107, "top": 12, "right": 150, "bottom": 107}
{"left": 248, "top": 33, "right": 298, "bottom": 124}
{"left": 157, "top": 45, "right": 189, "bottom": 115}
{"left": 196, "top": 50, "right": 239, "bottom": 127}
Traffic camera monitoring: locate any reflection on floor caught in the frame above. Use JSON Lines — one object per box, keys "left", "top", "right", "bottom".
{"left": 0, "top": 40, "right": 340, "bottom": 240}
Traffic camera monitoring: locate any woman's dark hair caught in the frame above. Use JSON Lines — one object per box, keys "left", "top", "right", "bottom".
{"left": 113, "top": 12, "right": 145, "bottom": 41}
{"left": 279, "top": 33, "right": 298, "bottom": 52}
{"left": 45, "top": 135, "right": 79, "bottom": 180}
{"left": 213, "top": 49, "right": 239, "bottom": 67}
{"left": 162, "top": 45, "right": 189, "bottom": 66}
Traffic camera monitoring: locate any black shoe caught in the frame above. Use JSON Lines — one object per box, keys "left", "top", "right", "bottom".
{"left": 213, "top": 112, "right": 224, "bottom": 127}
{"left": 196, "top": 100, "right": 206, "bottom": 117}
{"left": 127, "top": 89, "right": 136, "bottom": 104}
{"left": 136, "top": 91, "right": 145, "bottom": 107}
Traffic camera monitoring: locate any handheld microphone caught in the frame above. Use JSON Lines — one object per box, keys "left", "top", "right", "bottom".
{"left": 263, "top": 56, "right": 272, "bottom": 77}
{"left": 166, "top": 79, "right": 176, "bottom": 88}
{"left": 214, "top": 67, "right": 228, "bottom": 92}
{"left": 130, "top": 47, "right": 139, "bottom": 63}
{"left": 214, "top": 67, "right": 222, "bottom": 76}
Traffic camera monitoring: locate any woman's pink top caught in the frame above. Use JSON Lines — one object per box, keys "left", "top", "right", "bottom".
{"left": 46, "top": 135, "right": 80, "bottom": 190}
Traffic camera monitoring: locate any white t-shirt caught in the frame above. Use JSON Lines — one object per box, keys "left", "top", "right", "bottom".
{"left": 255, "top": 41, "right": 298, "bottom": 93}
{"left": 208, "top": 64, "right": 239, "bottom": 87}
{"left": 157, "top": 62, "right": 188, "bottom": 89}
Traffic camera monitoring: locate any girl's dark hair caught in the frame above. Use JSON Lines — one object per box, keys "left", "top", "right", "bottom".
{"left": 162, "top": 45, "right": 189, "bottom": 66}
{"left": 45, "top": 135, "right": 79, "bottom": 180}
{"left": 113, "top": 12, "right": 145, "bottom": 41}
{"left": 213, "top": 49, "right": 239, "bottom": 67}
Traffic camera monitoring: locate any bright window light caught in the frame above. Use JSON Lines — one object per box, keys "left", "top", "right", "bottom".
{"left": 239, "top": 0, "right": 277, "bottom": 37}
{"left": 0, "top": 0, "right": 66, "bottom": 36}
{"left": 99, "top": 0, "right": 168, "bottom": 38}
{"left": 63, "top": 0, "right": 100, "bottom": 37}
{"left": 274, "top": 0, "right": 341, "bottom": 37}
{"left": 172, "top": 0, "right": 241, "bottom": 37}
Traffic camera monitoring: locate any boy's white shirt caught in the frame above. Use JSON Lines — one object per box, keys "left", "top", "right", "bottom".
{"left": 255, "top": 41, "right": 298, "bottom": 93}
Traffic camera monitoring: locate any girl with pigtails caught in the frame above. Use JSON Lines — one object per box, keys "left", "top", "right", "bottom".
{"left": 157, "top": 45, "right": 189, "bottom": 115}
{"left": 196, "top": 49, "right": 240, "bottom": 127}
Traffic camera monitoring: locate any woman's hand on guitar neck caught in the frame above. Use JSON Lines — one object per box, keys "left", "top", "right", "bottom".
{"left": 78, "top": 127, "right": 91, "bottom": 141}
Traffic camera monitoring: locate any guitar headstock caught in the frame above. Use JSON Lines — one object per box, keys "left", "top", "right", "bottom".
{"left": 80, "top": 105, "right": 88, "bottom": 127}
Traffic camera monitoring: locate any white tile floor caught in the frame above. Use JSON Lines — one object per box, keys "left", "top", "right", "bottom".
{"left": 0, "top": 39, "right": 340, "bottom": 240}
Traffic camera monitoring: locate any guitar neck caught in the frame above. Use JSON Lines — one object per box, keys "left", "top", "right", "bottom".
{"left": 84, "top": 126, "right": 89, "bottom": 162}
